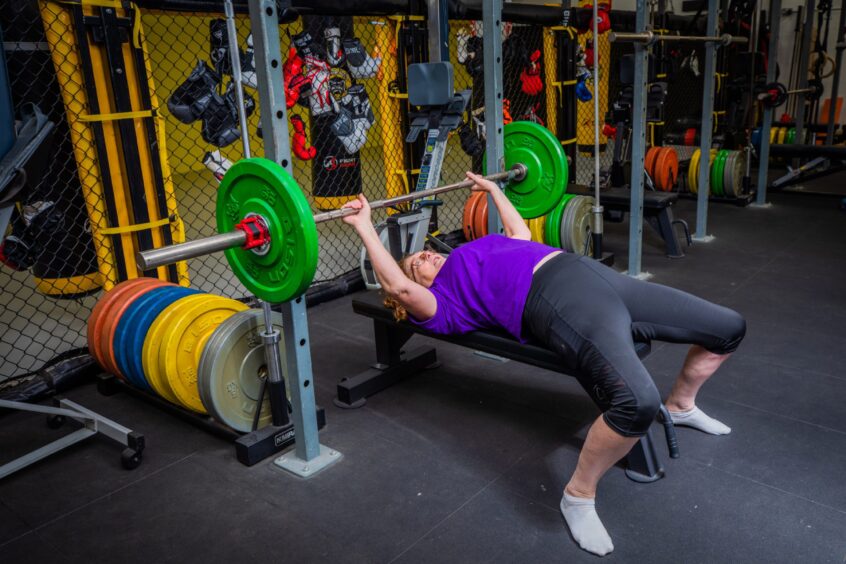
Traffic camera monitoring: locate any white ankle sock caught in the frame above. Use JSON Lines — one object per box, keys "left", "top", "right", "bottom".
{"left": 560, "top": 492, "right": 614, "bottom": 556}
{"left": 668, "top": 406, "right": 731, "bottom": 435}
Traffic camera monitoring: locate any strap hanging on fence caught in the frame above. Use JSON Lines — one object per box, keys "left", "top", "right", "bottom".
{"left": 99, "top": 215, "right": 178, "bottom": 235}
{"left": 78, "top": 109, "right": 156, "bottom": 122}
{"left": 712, "top": 110, "right": 725, "bottom": 132}
{"left": 647, "top": 121, "right": 665, "bottom": 147}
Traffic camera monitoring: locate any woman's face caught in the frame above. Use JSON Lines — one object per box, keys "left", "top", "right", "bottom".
{"left": 406, "top": 250, "right": 446, "bottom": 288}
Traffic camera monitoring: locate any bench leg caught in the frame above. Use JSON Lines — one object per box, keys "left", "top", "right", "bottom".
{"left": 624, "top": 429, "right": 665, "bottom": 482}
{"left": 646, "top": 207, "right": 685, "bottom": 259}
{"left": 335, "top": 320, "right": 437, "bottom": 408}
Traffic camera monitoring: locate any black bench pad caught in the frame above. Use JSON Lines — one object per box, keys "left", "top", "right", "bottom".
{"left": 352, "top": 291, "right": 651, "bottom": 371}
{"left": 571, "top": 187, "right": 678, "bottom": 210}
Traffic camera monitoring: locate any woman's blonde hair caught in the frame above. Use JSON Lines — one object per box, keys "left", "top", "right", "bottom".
{"left": 382, "top": 255, "right": 415, "bottom": 321}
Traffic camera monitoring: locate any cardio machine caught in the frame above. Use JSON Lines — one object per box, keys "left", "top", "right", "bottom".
{"left": 360, "top": 62, "right": 468, "bottom": 289}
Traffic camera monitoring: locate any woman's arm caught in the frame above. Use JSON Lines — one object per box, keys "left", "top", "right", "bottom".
{"left": 465, "top": 172, "right": 531, "bottom": 240}
{"left": 342, "top": 195, "right": 438, "bottom": 320}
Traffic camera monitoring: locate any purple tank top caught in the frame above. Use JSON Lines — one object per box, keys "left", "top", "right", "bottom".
{"left": 409, "top": 234, "right": 560, "bottom": 342}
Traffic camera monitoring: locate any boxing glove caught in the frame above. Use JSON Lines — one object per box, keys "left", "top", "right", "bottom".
{"left": 290, "top": 115, "right": 316, "bottom": 160}
{"left": 342, "top": 38, "right": 381, "bottom": 79}
{"left": 168, "top": 60, "right": 220, "bottom": 124}
{"left": 576, "top": 79, "right": 593, "bottom": 102}
{"left": 520, "top": 49, "right": 543, "bottom": 96}
{"left": 203, "top": 150, "right": 232, "bottom": 181}
{"left": 324, "top": 27, "right": 345, "bottom": 67}
{"left": 308, "top": 69, "right": 333, "bottom": 116}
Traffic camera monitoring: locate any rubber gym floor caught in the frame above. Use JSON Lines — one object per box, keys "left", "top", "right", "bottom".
{"left": 1, "top": 184, "right": 845, "bottom": 563}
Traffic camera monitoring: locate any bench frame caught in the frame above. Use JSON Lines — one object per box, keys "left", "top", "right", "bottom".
{"left": 602, "top": 189, "right": 688, "bottom": 259}
{"left": 337, "top": 299, "right": 667, "bottom": 483}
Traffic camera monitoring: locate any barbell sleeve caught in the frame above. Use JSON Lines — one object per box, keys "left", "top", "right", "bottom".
{"left": 138, "top": 229, "right": 248, "bottom": 270}
{"left": 609, "top": 31, "right": 748, "bottom": 46}
{"left": 137, "top": 164, "right": 528, "bottom": 270}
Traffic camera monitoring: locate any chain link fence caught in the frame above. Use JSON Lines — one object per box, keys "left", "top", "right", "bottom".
{"left": 0, "top": 2, "right": 590, "bottom": 379}
{"left": 1, "top": 0, "right": 99, "bottom": 376}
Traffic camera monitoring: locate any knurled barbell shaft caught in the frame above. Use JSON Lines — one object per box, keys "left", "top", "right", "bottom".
{"left": 313, "top": 165, "right": 526, "bottom": 223}
{"left": 608, "top": 31, "right": 748, "bottom": 46}
{"left": 137, "top": 164, "right": 527, "bottom": 271}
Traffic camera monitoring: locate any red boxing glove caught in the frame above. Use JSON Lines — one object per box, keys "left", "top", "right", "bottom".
{"left": 578, "top": 5, "right": 611, "bottom": 34}
{"left": 283, "top": 46, "right": 306, "bottom": 109}
{"left": 602, "top": 123, "right": 617, "bottom": 138}
{"left": 584, "top": 46, "right": 595, "bottom": 67}
{"left": 596, "top": 7, "right": 611, "bottom": 34}
{"left": 520, "top": 50, "right": 543, "bottom": 96}
{"left": 503, "top": 99, "right": 513, "bottom": 124}
{"left": 283, "top": 46, "right": 303, "bottom": 78}
{"left": 290, "top": 115, "right": 316, "bottom": 160}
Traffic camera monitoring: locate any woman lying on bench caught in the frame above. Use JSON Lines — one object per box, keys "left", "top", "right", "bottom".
{"left": 342, "top": 173, "right": 745, "bottom": 557}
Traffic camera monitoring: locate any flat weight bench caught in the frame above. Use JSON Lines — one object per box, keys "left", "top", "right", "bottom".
{"left": 336, "top": 291, "right": 678, "bottom": 483}
{"left": 576, "top": 187, "right": 690, "bottom": 259}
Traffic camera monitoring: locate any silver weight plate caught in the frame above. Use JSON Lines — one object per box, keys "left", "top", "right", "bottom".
{"left": 722, "top": 152, "right": 736, "bottom": 198}
{"left": 198, "top": 309, "right": 288, "bottom": 432}
{"left": 731, "top": 152, "right": 746, "bottom": 197}
{"left": 558, "top": 196, "right": 581, "bottom": 251}
{"left": 570, "top": 196, "right": 594, "bottom": 256}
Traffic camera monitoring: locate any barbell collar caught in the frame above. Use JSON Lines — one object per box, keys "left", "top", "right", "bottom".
{"left": 136, "top": 164, "right": 528, "bottom": 270}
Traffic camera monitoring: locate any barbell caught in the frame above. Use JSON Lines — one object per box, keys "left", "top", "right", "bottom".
{"left": 137, "top": 121, "right": 568, "bottom": 303}
{"left": 757, "top": 80, "right": 825, "bottom": 109}
{"left": 608, "top": 31, "right": 748, "bottom": 46}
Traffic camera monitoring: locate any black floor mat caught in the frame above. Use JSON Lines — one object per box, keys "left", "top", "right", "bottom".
{"left": 1, "top": 191, "right": 845, "bottom": 562}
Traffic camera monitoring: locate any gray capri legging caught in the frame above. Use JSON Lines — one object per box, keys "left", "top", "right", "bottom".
{"left": 522, "top": 252, "right": 746, "bottom": 438}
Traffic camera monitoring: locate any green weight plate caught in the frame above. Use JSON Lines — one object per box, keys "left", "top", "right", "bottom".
{"left": 711, "top": 150, "right": 729, "bottom": 197}
{"left": 546, "top": 201, "right": 561, "bottom": 248}
{"left": 718, "top": 151, "right": 730, "bottom": 197}
{"left": 712, "top": 150, "right": 726, "bottom": 197}
{"left": 198, "top": 309, "right": 288, "bottom": 433}
{"left": 722, "top": 152, "right": 737, "bottom": 198}
{"left": 551, "top": 194, "right": 575, "bottom": 249}
{"left": 217, "top": 158, "right": 318, "bottom": 303}
{"left": 787, "top": 128, "right": 796, "bottom": 144}
{"left": 483, "top": 122, "right": 568, "bottom": 219}
{"left": 544, "top": 203, "right": 562, "bottom": 247}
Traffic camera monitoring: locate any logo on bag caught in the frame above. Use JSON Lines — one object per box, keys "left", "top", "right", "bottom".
{"left": 323, "top": 156, "right": 338, "bottom": 171}
{"left": 323, "top": 156, "right": 357, "bottom": 171}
